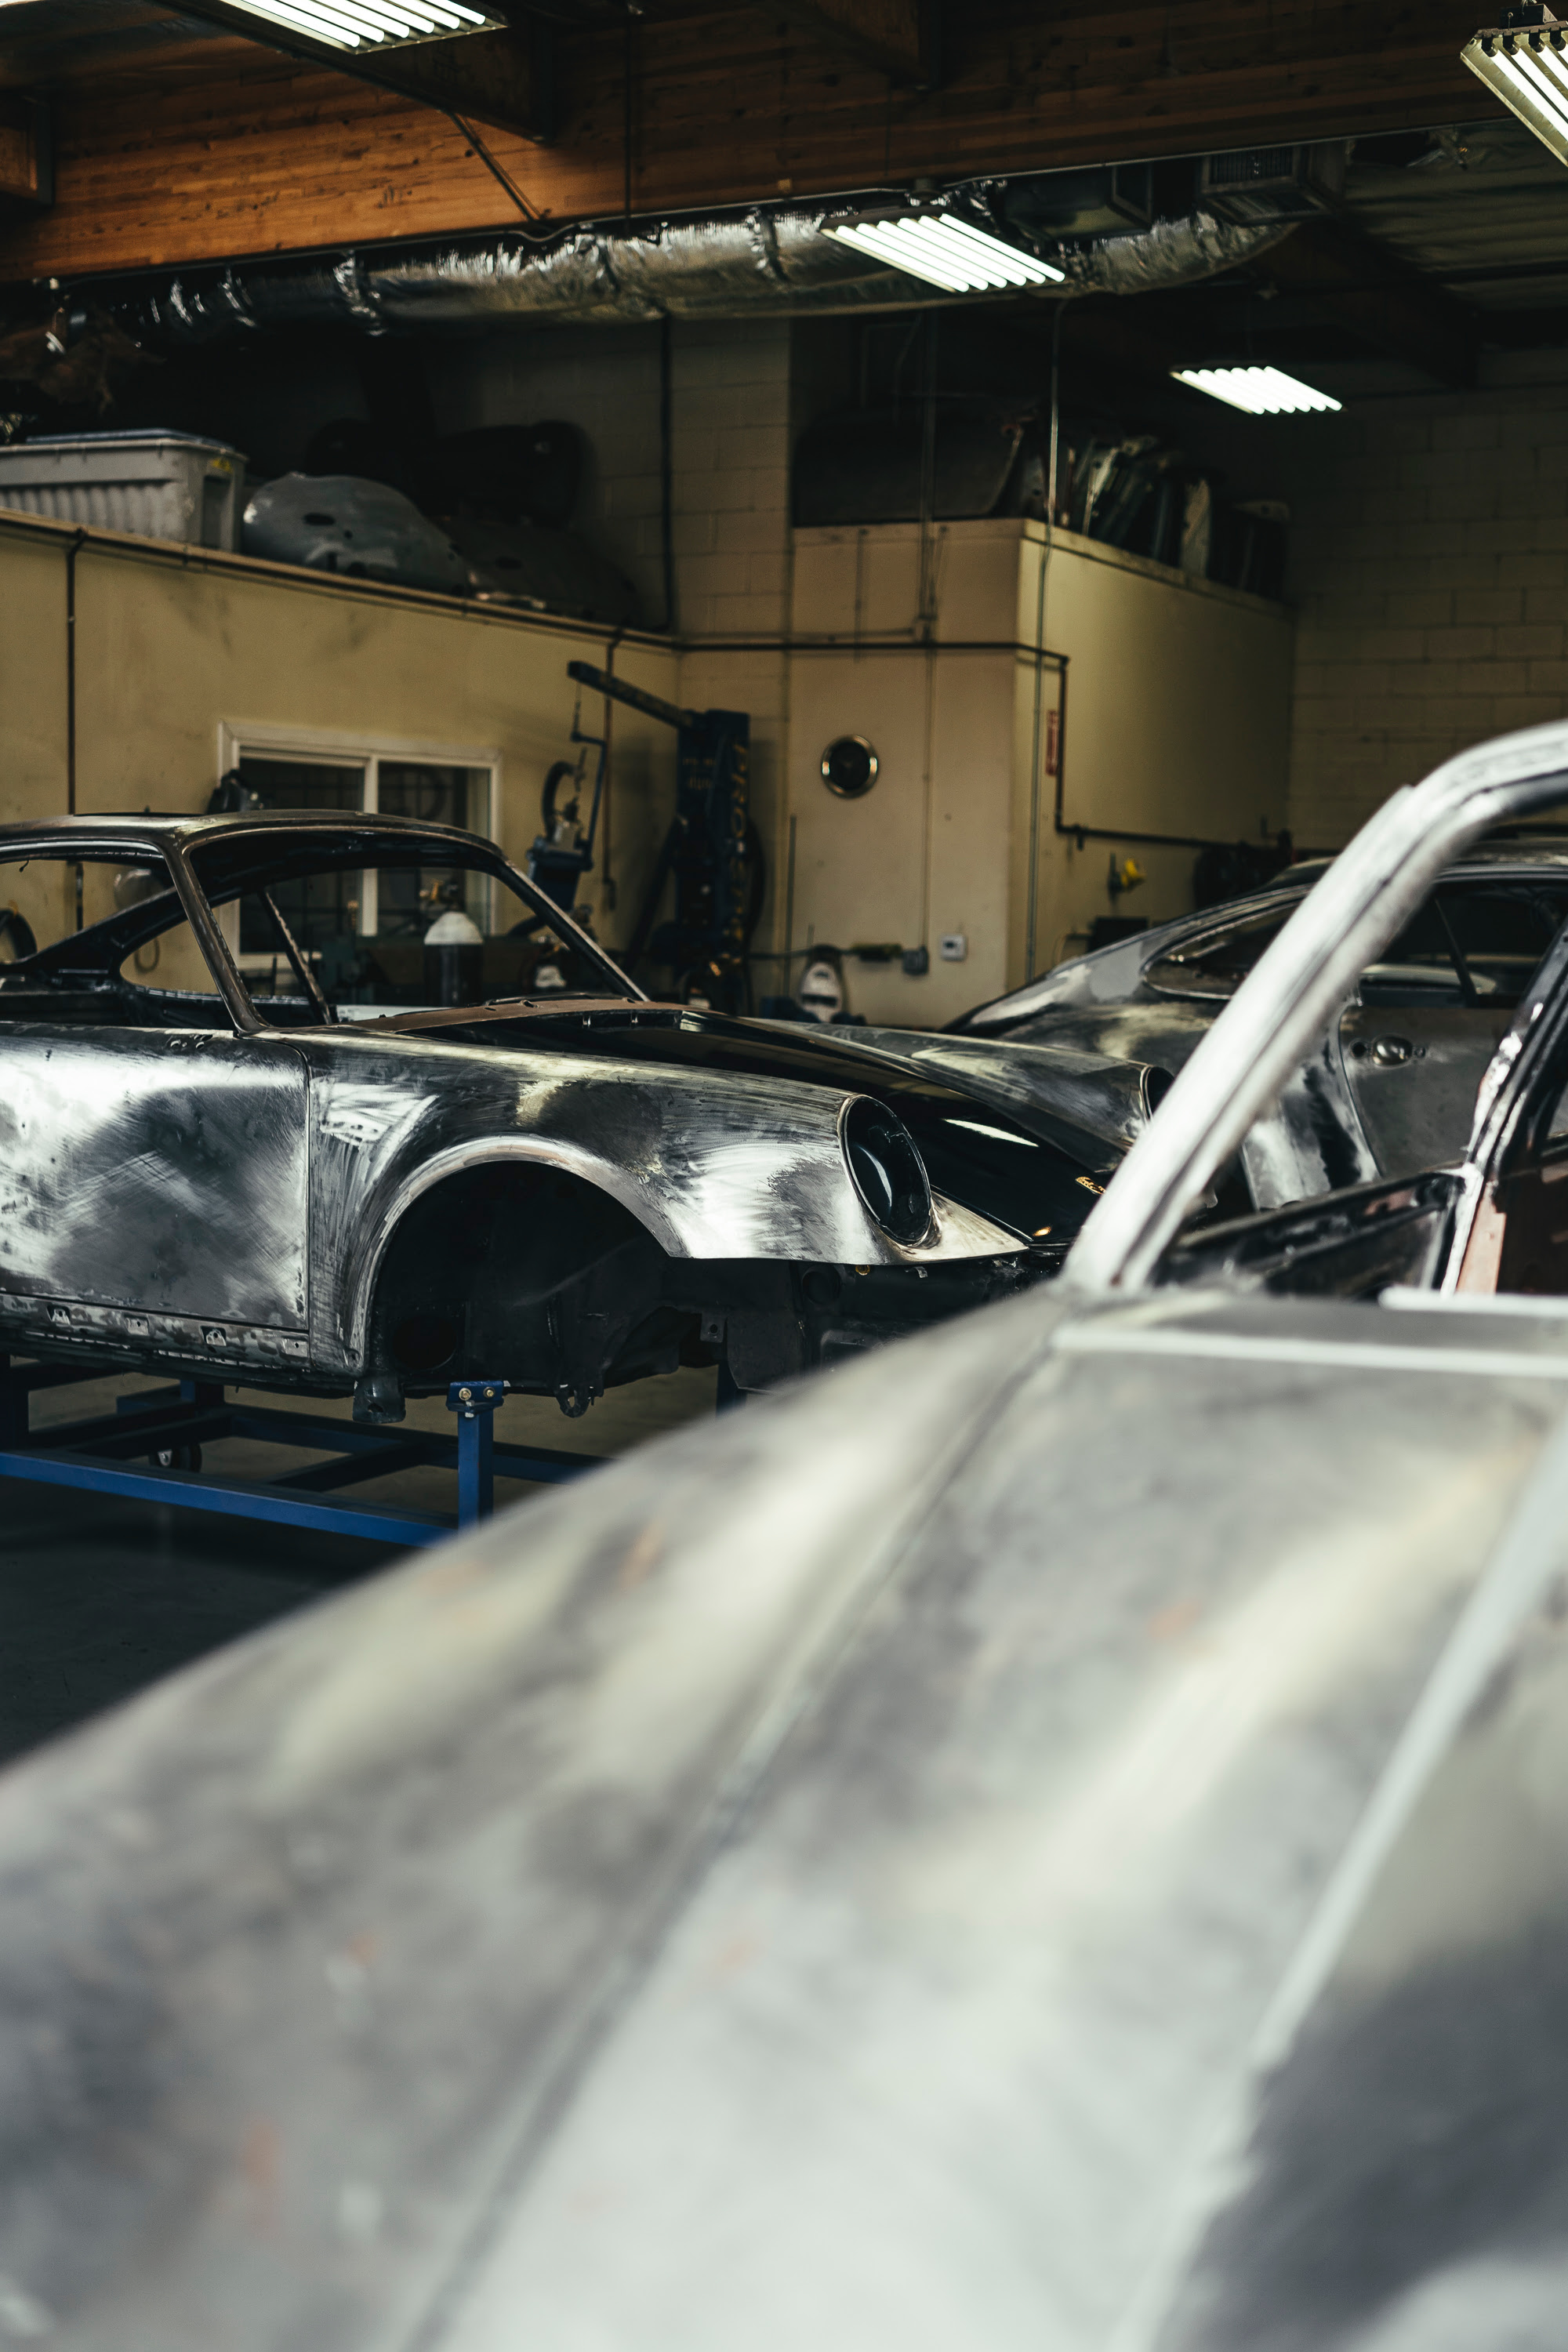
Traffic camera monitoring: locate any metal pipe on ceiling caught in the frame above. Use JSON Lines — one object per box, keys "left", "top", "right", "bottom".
{"left": 97, "top": 195, "right": 1294, "bottom": 349}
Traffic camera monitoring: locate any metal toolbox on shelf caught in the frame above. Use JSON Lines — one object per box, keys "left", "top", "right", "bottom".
{"left": 0, "top": 429, "right": 246, "bottom": 550}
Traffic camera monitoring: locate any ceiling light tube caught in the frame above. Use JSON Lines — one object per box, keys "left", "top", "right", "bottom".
{"left": 1465, "top": 25, "right": 1568, "bottom": 166}
{"left": 1173, "top": 365, "right": 1342, "bottom": 416}
{"left": 870, "top": 222, "right": 988, "bottom": 291}
{"left": 330, "top": 0, "right": 442, "bottom": 31}
{"left": 237, "top": 0, "right": 370, "bottom": 42}
{"left": 317, "top": 5, "right": 421, "bottom": 33}
{"left": 1496, "top": 45, "right": 1568, "bottom": 132}
{"left": 825, "top": 209, "right": 1065, "bottom": 296}
{"left": 1531, "top": 34, "right": 1568, "bottom": 93}
{"left": 942, "top": 216, "right": 1063, "bottom": 285}
{"left": 829, "top": 222, "right": 977, "bottom": 292}
{"left": 215, "top": 0, "right": 500, "bottom": 43}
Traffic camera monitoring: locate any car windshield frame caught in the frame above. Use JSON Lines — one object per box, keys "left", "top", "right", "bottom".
{"left": 0, "top": 823, "right": 644, "bottom": 1035}
{"left": 179, "top": 822, "right": 640, "bottom": 1029}
{"left": 0, "top": 820, "right": 643, "bottom": 1035}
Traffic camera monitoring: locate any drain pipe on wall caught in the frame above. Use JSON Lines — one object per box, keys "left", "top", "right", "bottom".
{"left": 1022, "top": 300, "right": 1065, "bottom": 983}
{"left": 65, "top": 526, "right": 85, "bottom": 927}
{"left": 659, "top": 314, "right": 677, "bottom": 636}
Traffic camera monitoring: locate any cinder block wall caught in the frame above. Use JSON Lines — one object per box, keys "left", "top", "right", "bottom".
{"left": 1283, "top": 379, "right": 1568, "bottom": 851}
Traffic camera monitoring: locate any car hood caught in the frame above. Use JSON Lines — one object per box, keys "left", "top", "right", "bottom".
{"left": 3, "top": 1285, "right": 1568, "bottom": 2346}
{"left": 371, "top": 1003, "right": 1167, "bottom": 1171}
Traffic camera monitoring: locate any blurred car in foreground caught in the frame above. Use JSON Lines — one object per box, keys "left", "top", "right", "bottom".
{"left": 6, "top": 724, "right": 1568, "bottom": 2343}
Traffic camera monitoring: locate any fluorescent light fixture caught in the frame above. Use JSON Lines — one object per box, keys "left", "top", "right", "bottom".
{"left": 1465, "top": 23, "right": 1568, "bottom": 166}
{"left": 825, "top": 210, "right": 1065, "bottom": 295}
{"left": 218, "top": 0, "right": 498, "bottom": 47}
{"left": 1173, "top": 365, "right": 1342, "bottom": 416}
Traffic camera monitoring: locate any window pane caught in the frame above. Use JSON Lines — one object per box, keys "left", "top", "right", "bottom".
{"left": 186, "top": 837, "right": 626, "bottom": 1018}
{"left": 1359, "top": 898, "right": 1465, "bottom": 1006}
{"left": 378, "top": 762, "right": 488, "bottom": 834}
{"left": 237, "top": 757, "right": 365, "bottom": 815}
{"left": 1443, "top": 885, "right": 1568, "bottom": 1007}
{"left": 1147, "top": 907, "right": 1295, "bottom": 998}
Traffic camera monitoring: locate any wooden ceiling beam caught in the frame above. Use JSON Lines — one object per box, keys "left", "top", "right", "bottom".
{"left": 765, "top": 0, "right": 933, "bottom": 86}
{"left": 0, "top": 0, "right": 1499, "bottom": 285}
{"left": 0, "top": 95, "right": 50, "bottom": 209}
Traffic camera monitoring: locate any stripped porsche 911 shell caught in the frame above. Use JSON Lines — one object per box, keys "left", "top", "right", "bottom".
{"left": 0, "top": 811, "right": 1168, "bottom": 1417}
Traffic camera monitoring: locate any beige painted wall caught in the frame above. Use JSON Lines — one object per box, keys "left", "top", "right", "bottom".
{"left": 786, "top": 520, "right": 1294, "bottom": 1026}
{"left": 1025, "top": 523, "right": 1296, "bottom": 978}
{"left": 0, "top": 509, "right": 681, "bottom": 962}
{"left": 0, "top": 503, "right": 1293, "bottom": 1025}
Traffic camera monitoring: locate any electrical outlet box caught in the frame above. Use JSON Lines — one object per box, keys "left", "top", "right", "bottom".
{"left": 938, "top": 934, "right": 968, "bottom": 962}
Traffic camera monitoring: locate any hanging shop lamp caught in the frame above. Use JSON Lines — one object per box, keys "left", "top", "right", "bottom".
{"left": 1465, "top": 16, "right": 1568, "bottom": 165}
{"left": 1172, "top": 365, "right": 1343, "bottom": 415}
{"left": 216, "top": 0, "right": 501, "bottom": 47}
{"left": 824, "top": 209, "right": 1066, "bottom": 295}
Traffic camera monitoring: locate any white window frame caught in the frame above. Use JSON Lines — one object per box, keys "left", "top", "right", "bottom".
{"left": 214, "top": 720, "right": 503, "bottom": 949}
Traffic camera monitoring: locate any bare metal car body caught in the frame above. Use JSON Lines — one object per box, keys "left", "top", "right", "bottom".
{"left": 956, "top": 838, "right": 1568, "bottom": 1214}
{"left": 1069, "top": 719, "right": 1568, "bottom": 1306}
{"left": 0, "top": 812, "right": 1176, "bottom": 1417}
{"left": 6, "top": 731, "right": 1568, "bottom": 2339}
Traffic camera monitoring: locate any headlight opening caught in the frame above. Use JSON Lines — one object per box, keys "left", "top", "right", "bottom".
{"left": 842, "top": 1097, "right": 933, "bottom": 1244}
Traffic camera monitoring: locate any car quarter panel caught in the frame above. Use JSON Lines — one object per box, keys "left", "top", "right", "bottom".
{"left": 295, "top": 1032, "right": 1017, "bottom": 1373}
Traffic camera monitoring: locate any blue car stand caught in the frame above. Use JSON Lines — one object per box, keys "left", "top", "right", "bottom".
{"left": 0, "top": 1359, "right": 601, "bottom": 1546}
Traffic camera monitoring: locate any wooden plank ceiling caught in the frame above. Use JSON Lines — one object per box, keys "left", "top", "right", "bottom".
{"left": 0, "top": 0, "right": 1496, "bottom": 285}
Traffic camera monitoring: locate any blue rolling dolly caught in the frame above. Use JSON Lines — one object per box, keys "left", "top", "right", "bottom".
{"left": 0, "top": 1359, "right": 603, "bottom": 1548}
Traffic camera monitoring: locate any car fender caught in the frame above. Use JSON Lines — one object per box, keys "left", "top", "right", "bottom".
{"left": 298, "top": 1039, "right": 1018, "bottom": 1369}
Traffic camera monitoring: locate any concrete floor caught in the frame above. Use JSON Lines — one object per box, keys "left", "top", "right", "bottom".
{"left": 0, "top": 1363, "right": 719, "bottom": 1769}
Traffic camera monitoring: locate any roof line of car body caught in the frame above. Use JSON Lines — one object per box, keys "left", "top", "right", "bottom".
{"left": 0, "top": 812, "right": 501, "bottom": 848}
{"left": 956, "top": 841, "right": 1568, "bottom": 1032}
{"left": 1138, "top": 850, "right": 1568, "bottom": 983}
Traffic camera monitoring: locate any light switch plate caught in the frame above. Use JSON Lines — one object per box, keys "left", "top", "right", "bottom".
{"left": 938, "top": 934, "right": 967, "bottom": 962}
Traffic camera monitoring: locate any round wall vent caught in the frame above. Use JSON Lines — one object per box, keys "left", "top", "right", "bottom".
{"left": 821, "top": 735, "right": 879, "bottom": 799}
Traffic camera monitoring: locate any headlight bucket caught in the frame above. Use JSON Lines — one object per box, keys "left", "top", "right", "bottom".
{"left": 840, "top": 1096, "right": 933, "bottom": 1244}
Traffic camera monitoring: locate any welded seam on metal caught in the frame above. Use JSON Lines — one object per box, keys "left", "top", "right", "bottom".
{"left": 1112, "top": 1395, "right": 1568, "bottom": 2352}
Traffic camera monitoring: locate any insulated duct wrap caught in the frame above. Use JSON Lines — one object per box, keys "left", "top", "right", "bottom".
{"left": 119, "top": 215, "right": 935, "bottom": 348}
{"left": 1051, "top": 209, "right": 1294, "bottom": 295}
{"left": 104, "top": 197, "right": 1298, "bottom": 350}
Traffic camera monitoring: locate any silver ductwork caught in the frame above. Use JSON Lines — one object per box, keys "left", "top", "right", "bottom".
{"left": 118, "top": 216, "right": 938, "bottom": 347}
{"left": 1048, "top": 208, "right": 1294, "bottom": 296}
{"left": 105, "top": 192, "right": 1298, "bottom": 350}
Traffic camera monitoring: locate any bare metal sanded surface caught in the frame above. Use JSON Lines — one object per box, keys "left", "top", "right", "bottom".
{"left": 0, "top": 1287, "right": 1566, "bottom": 2347}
